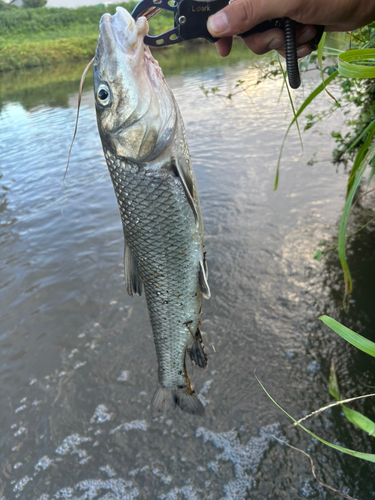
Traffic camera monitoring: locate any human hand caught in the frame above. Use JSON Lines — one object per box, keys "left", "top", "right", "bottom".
{"left": 207, "top": 0, "right": 375, "bottom": 57}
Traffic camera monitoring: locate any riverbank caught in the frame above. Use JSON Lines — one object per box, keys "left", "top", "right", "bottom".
{"left": 0, "top": 2, "right": 175, "bottom": 72}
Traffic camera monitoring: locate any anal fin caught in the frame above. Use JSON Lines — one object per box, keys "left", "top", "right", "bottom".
{"left": 174, "top": 387, "right": 205, "bottom": 416}
{"left": 124, "top": 243, "right": 143, "bottom": 297}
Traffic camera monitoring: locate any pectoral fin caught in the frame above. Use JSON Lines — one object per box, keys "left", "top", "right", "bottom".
{"left": 174, "top": 158, "right": 199, "bottom": 225}
{"left": 124, "top": 243, "right": 143, "bottom": 297}
{"left": 199, "top": 259, "right": 210, "bottom": 299}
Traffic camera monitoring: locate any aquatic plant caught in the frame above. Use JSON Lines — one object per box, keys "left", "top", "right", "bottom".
{"left": 275, "top": 28, "right": 375, "bottom": 301}
{"left": 260, "top": 316, "right": 375, "bottom": 467}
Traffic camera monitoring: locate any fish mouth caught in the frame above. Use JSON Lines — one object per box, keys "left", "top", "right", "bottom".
{"left": 99, "top": 6, "right": 148, "bottom": 56}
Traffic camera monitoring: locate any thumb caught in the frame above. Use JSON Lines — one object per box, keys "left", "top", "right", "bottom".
{"left": 207, "top": 0, "right": 285, "bottom": 37}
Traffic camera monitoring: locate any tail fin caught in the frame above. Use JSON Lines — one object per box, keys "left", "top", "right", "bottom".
{"left": 150, "top": 387, "right": 176, "bottom": 418}
{"left": 174, "top": 387, "right": 205, "bottom": 416}
{"left": 150, "top": 386, "right": 205, "bottom": 417}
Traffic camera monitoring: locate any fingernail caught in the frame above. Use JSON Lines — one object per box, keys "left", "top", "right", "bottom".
{"left": 298, "top": 28, "right": 315, "bottom": 44}
{"left": 297, "top": 45, "right": 311, "bottom": 58}
{"left": 207, "top": 12, "right": 228, "bottom": 34}
{"left": 268, "top": 38, "right": 283, "bottom": 50}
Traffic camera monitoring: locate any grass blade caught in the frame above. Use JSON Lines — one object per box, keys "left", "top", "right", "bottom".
{"left": 328, "top": 359, "right": 341, "bottom": 400}
{"left": 347, "top": 120, "right": 375, "bottom": 194}
{"left": 346, "top": 118, "right": 375, "bottom": 155}
{"left": 338, "top": 49, "right": 375, "bottom": 78}
{"left": 342, "top": 406, "right": 375, "bottom": 436}
{"left": 274, "top": 56, "right": 303, "bottom": 190}
{"left": 317, "top": 32, "right": 326, "bottom": 68}
{"left": 275, "top": 70, "right": 338, "bottom": 189}
{"left": 337, "top": 141, "right": 375, "bottom": 296}
{"left": 256, "top": 374, "right": 375, "bottom": 463}
{"left": 329, "top": 360, "right": 375, "bottom": 436}
{"left": 320, "top": 315, "right": 375, "bottom": 357}
{"left": 317, "top": 33, "right": 337, "bottom": 101}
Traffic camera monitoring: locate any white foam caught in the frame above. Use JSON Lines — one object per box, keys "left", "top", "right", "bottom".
{"left": 35, "top": 456, "right": 53, "bottom": 472}
{"left": 74, "top": 361, "right": 87, "bottom": 370}
{"left": 158, "top": 484, "right": 202, "bottom": 500}
{"left": 195, "top": 423, "right": 282, "bottom": 500}
{"left": 55, "top": 434, "right": 92, "bottom": 458}
{"left": 117, "top": 370, "right": 129, "bottom": 382}
{"left": 13, "top": 475, "right": 32, "bottom": 492}
{"left": 14, "top": 426, "right": 26, "bottom": 437}
{"left": 99, "top": 464, "right": 117, "bottom": 478}
{"left": 54, "top": 479, "right": 138, "bottom": 499}
{"left": 15, "top": 404, "right": 27, "bottom": 413}
{"left": 90, "top": 404, "right": 113, "bottom": 424}
{"left": 109, "top": 420, "right": 147, "bottom": 434}
{"left": 152, "top": 468, "right": 172, "bottom": 485}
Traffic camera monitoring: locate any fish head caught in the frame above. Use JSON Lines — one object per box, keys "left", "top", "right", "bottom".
{"left": 94, "top": 7, "right": 177, "bottom": 162}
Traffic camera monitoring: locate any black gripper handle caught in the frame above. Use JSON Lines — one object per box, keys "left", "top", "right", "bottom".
{"left": 239, "top": 18, "right": 325, "bottom": 89}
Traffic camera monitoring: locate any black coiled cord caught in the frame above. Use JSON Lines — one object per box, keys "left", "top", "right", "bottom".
{"left": 283, "top": 18, "right": 301, "bottom": 89}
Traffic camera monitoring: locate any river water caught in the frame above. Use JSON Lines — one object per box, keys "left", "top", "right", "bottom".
{"left": 1, "top": 43, "right": 374, "bottom": 499}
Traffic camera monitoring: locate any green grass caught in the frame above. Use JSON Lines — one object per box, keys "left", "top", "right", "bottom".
{"left": 0, "top": 2, "right": 175, "bottom": 72}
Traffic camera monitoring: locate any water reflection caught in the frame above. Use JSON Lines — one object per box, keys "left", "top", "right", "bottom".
{"left": 0, "top": 47, "right": 374, "bottom": 499}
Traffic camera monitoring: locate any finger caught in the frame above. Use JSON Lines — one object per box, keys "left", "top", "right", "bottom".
{"left": 296, "top": 44, "right": 312, "bottom": 58}
{"left": 277, "top": 44, "right": 312, "bottom": 59}
{"left": 241, "top": 23, "right": 317, "bottom": 55}
{"left": 215, "top": 36, "right": 233, "bottom": 57}
{"left": 296, "top": 25, "right": 316, "bottom": 44}
{"left": 242, "top": 28, "right": 284, "bottom": 55}
{"left": 207, "top": 0, "right": 286, "bottom": 37}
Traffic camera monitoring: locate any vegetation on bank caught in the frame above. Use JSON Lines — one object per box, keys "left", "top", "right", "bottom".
{"left": 0, "top": 2, "right": 175, "bottom": 71}
{"left": 0, "top": 0, "right": 17, "bottom": 11}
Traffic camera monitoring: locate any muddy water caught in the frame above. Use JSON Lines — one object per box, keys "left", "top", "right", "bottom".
{"left": 1, "top": 45, "right": 375, "bottom": 499}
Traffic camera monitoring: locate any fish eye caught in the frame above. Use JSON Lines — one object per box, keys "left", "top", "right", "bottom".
{"left": 96, "top": 84, "right": 111, "bottom": 106}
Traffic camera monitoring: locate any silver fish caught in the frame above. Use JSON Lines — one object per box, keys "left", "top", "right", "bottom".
{"left": 93, "top": 7, "right": 210, "bottom": 416}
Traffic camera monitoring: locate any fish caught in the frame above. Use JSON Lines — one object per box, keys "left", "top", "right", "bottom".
{"left": 93, "top": 6, "right": 210, "bottom": 416}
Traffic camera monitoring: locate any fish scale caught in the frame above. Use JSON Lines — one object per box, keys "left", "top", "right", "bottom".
{"left": 94, "top": 7, "right": 209, "bottom": 415}
{"left": 105, "top": 150, "right": 202, "bottom": 389}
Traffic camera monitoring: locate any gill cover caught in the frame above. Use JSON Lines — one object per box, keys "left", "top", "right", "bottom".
{"left": 94, "top": 7, "right": 177, "bottom": 162}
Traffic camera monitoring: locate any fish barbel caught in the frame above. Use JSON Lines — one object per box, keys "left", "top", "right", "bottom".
{"left": 93, "top": 7, "right": 210, "bottom": 416}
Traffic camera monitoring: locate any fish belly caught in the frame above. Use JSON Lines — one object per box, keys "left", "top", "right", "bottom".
{"left": 106, "top": 153, "right": 202, "bottom": 389}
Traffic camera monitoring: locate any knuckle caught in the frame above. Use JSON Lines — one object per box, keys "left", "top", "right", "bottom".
{"left": 245, "top": 37, "right": 268, "bottom": 55}
{"left": 239, "top": 0, "right": 253, "bottom": 27}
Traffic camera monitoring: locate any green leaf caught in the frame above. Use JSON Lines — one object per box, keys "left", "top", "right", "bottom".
{"left": 347, "top": 119, "right": 375, "bottom": 194}
{"left": 256, "top": 375, "right": 375, "bottom": 463}
{"left": 346, "top": 118, "right": 375, "bottom": 155}
{"left": 338, "top": 49, "right": 375, "bottom": 78}
{"left": 342, "top": 406, "right": 375, "bottom": 436}
{"left": 328, "top": 359, "right": 340, "bottom": 400}
{"left": 319, "top": 315, "right": 375, "bottom": 357}
{"left": 329, "top": 360, "right": 375, "bottom": 437}
{"left": 317, "top": 32, "right": 326, "bottom": 70}
{"left": 313, "top": 250, "right": 323, "bottom": 261}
